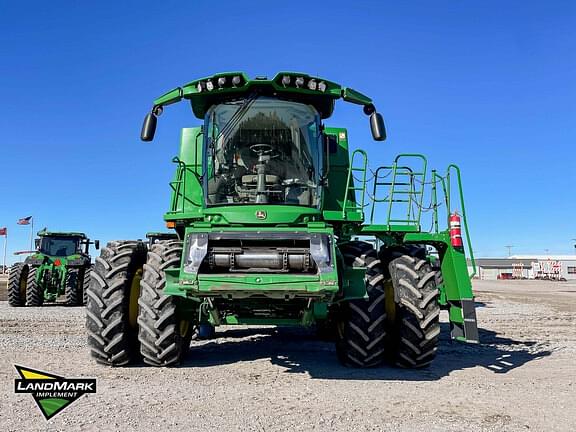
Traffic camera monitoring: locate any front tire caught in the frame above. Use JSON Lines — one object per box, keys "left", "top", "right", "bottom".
{"left": 65, "top": 269, "right": 81, "bottom": 306}
{"left": 382, "top": 247, "right": 441, "bottom": 368}
{"left": 86, "top": 241, "right": 147, "bottom": 366}
{"left": 137, "top": 240, "right": 193, "bottom": 367}
{"left": 335, "top": 241, "right": 387, "bottom": 367}
{"left": 8, "top": 263, "right": 28, "bottom": 307}
{"left": 26, "top": 267, "right": 43, "bottom": 306}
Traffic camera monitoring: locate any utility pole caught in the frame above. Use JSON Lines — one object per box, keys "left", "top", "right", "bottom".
{"left": 505, "top": 245, "right": 513, "bottom": 257}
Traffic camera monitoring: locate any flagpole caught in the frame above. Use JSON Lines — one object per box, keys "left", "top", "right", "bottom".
{"left": 30, "top": 218, "right": 34, "bottom": 251}
{"left": 2, "top": 232, "right": 7, "bottom": 274}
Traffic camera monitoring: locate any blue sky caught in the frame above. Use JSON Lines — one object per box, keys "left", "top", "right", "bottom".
{"left": 0, "top": 1, "right": 574, "bottom": 263}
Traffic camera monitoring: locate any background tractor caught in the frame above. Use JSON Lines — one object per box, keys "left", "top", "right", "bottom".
{"left": 87, "top": 72, "right": 478, "bottom": 368}
{"left": 9, "top": 230, "right": 98, "bottom": 306}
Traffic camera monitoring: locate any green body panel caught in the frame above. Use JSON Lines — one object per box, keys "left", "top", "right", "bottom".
{"left": 147, "top": 71, "right": 478, "bottom": 343}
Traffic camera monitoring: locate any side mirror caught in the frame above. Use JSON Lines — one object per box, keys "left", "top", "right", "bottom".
{"left": 94, "top": 240, "right": 100, "bottom": 250}
{"left": 370, "top": 112, "right": 386, "bottom": 141}
{"left": 141, "top": 113, "right": 157, "bottom": 141}
{"left": 34, "top": 239, "right": 40, "bottom": 249}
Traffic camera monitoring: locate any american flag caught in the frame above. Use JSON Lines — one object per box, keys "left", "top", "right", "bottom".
{"left": 17, "top": 216, "right": 32, "bottom": 225}
{"left": 0, "top": 227, "right": 6, "bottom": 236}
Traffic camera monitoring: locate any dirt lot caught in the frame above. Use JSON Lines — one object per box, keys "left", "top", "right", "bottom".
{"left": 0, "top": 280, "right": 575, "bottom": 431}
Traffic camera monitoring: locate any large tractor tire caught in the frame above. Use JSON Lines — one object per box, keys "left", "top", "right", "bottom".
{"left": 64, "top": 269, "right": 81, "bottom": 306}
{"left": 335, "top": 241, "right": 388, "bottom": 367}
{"left": 381, "top": 246, "right": 441, "bottom": 368}
{"left": 8, "top": 263, "right": 28, "bottom": 307}
{"left": 26, "top": 267, "right": 43, "bottom": 306}
{"left": 137, "top": 240, "right": 193, "bottom": 366}
{"left": 86, "top": 241, "right": 147, "bottom": 366}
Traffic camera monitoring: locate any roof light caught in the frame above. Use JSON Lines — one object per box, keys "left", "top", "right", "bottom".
{"left": 206, "top": 80, "right": 214, "bottom": 91}
{"left": 217, "top": 77, "right": 226, "bottom": 87}
{"left": 196, "top": 81, "right": 205, "bottom": 92}
{"left": 232, "top": 76, "right": 241, "bottom": 86}
{"left": 281, "top": 75, "right": 291, "bottom": 87}
{"left": 295, "top": 77, "right": 304, "bottom": 88}
{"left": 318, "top": 81, "right": 327, "bottom": 92}
{"left": 307, "top": 79, "right": 317, "bottom": 90}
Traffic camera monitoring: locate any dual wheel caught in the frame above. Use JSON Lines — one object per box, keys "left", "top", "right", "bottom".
{"left": 8, "top": 263, "right": 89, "bottom": 306}
{"left": 86, "top": 240, "right": 193, "bottom": 366}
{"left": 335, "top": 241, "right": 441, "bottom": 368}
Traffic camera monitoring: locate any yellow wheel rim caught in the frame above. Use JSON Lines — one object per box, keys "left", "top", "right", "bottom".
{"left": 128, "top": 268, "right": 143, "bottom": 328}
{"left": 179, "top": 320, "right": 190, "bottom": 337}
{"left": 384, "top": 280, "right": 397, "bottom": 324}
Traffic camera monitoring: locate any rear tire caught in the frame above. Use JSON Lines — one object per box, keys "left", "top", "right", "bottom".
{"left": 382, "top": 247, "right": 441, "bottom": 368}
{"left": 86, "top": 241, "right": 147, "bottom": 366}
{"left": 81, "top": 266, "right": 93, "bottom": 306}
{"left": 65, "top": 269, "right": 81, "bottom": 306}
{"left": 8, "top": 263, "right": 28, "bottom": 307}
{"left": 335, "top": 241, "right": 387, "bottom": 367}
{"left": 26, "top": 267, "right": 43, "bottom": 306}
{"left": 138, "top": 240, "right": 193, "bottom": 366}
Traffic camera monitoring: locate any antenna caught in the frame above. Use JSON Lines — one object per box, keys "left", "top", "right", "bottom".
{"left": 505, "top": 245, "right": 514, "bottom": 257}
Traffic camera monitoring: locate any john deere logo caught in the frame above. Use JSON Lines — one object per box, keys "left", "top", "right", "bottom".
{"left": 14, "top": 365, "right": 97, "bottom": 420}
{"left": 255, "top": 210, "right": 267, "bottom": 220}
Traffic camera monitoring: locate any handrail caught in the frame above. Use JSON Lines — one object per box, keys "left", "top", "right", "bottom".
{"left": 342, "top": 149, "right": 368, "bottom": 218}
{"left": 446, "top": 164, "right": 476, "bottom": 279}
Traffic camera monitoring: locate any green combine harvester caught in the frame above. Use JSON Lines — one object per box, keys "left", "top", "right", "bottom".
{"left": 87, "top": 72, "right": 478, "bottom": 368}
{"left": 9, "top": 230, "right": 98, "bottom": 306}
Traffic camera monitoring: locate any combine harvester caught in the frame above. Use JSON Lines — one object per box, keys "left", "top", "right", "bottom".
{"left": 87, "top": 72, "right": 478, "bottom": 368}
{"left": 9, "top": 230, "right": 97, "bottom": 306}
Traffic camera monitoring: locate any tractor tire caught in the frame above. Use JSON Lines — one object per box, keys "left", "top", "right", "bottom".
{"left": 81, "top": 266, "right": 93, "bottom": 306}
{"left": 86, "top": 240, "right": 147, "bottom": 366}
{"left": 64, "top": 269, "right": 81, "bottom": 306}
{"left": 8, "top": 263, "right": 28, "bottom": 307}
{"left": 381, "top": 246, "right": 441, "bottom": 368}
{"left": 335, "top": 241, "right": 387, "bottom": 367}
{"left": 26, "top": 267, "right": 43, "bottom": 306}
{"left": 137, "top": 240, "right": 193, "bottom": 367}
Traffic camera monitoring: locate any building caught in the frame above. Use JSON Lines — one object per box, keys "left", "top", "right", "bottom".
{"left": 471, "top": 255, "right": 576, "bottom": 281}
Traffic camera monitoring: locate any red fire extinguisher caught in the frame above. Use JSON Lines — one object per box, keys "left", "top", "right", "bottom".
{"left": 449, "top": 212, "right": 463, "bottom": 248}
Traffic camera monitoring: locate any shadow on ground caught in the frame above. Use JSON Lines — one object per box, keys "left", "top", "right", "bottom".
{"left": 172, "top": 323, "right": 552, "bottom": 381}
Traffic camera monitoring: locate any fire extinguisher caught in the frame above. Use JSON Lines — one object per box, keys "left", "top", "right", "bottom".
{"left": 449, "top": 212, "right": 463, "bottom": 248}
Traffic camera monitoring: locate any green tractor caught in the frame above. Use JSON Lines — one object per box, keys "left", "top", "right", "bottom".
{"left": 87, "top": 72, "right": 478, "bottom": 368}
{"left": 9, "top": 230, "right": 98, "bottom": 307}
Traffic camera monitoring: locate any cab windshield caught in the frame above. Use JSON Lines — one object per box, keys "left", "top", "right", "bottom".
{"left": 204, "top": 97, "right": 322, "bottom": 206}
{"left": 39, "top": 237, "right": 79, "bottom": 256}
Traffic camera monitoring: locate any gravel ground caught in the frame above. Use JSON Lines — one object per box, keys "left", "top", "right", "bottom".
{"left": 1, "top": 280, "right": 575, "bottom": 431}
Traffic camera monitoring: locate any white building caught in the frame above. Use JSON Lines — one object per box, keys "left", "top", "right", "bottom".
{"left": 472, "top": 255, "right": 576, "bottom": 281}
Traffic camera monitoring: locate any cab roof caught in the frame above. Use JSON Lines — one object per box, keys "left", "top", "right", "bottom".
{"left": 153, "top": 72, "right": 374, "bottom": 120}
{"left": 38, "top": 230, "right": 87, "bottom": 239}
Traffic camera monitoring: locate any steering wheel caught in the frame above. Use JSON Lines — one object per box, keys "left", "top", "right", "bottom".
{"left": 250, "top": 143, "right": 274, "bottom": 156}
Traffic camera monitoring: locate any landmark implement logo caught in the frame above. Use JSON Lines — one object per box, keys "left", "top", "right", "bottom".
{"left": 14, "top": 365, "right": 97, "bottom": 420}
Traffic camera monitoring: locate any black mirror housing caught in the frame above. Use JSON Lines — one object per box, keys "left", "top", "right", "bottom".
{"left": 94, "top": 240, "right": 100, "bottom": 250}
{"left": 370, "top": 112, "right": 386, "bottom": 141}
{"left": 141, "top": 113, "right": 157, "bottom": 141}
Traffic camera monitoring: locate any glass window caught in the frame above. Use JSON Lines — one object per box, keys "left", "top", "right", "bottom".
{"left": 39, "top": 237, "right": 79, "bottom": 256}
{"left": 204, "top": 97, "right": 322, "bottom": 207}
